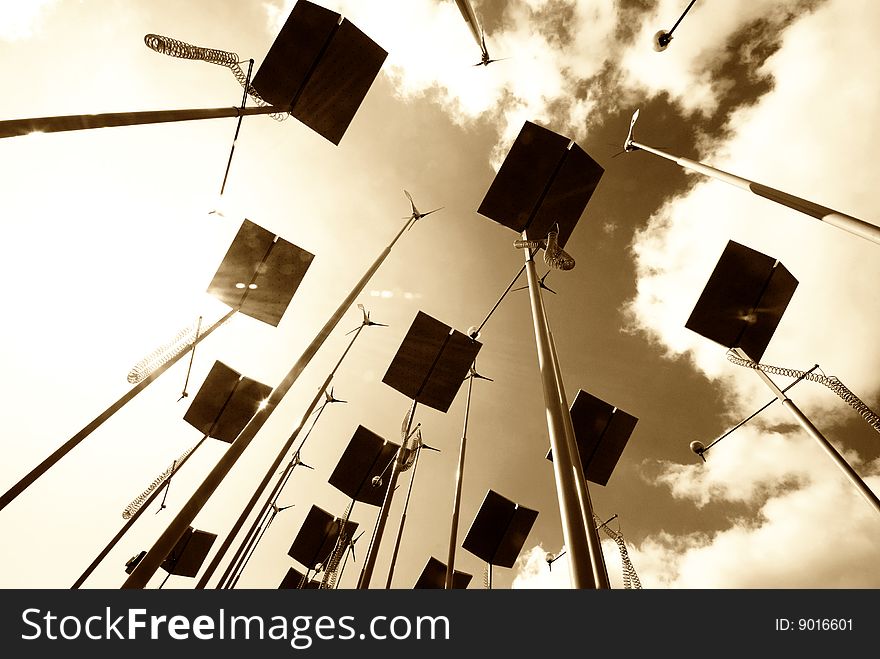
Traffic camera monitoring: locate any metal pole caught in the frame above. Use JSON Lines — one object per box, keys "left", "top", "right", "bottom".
{"left": 547, "top": 328, "right": 610, "bottom": 588}
{"left": 445, "top": 373, "right": 473, "bottom": 589}
{"left": 523, "top": 244, "right": 595, "bottom": 589}
{"left": 123, "top": 217, "right": 415, "bottom": 589}
{"left": 0, "top": 308, "right": 236, "bottom": 514}
{"left": 384, "top": 442, "right": 423, "bottom": 589}
{"left": 71, "top": 434, "right": 209, "bottom": 589}
{"left": 358, "top": 399, "right": 418, "bottom": 589}
{"left": 624, "top": 112, "right": 880, "bottom": 246}
{"left": 734, "top": 348, "right": 880, "bottom": 516}
{"left": 0, "top": 105, "right": 288, "bottom": 139}
{"left": 201, "top": 324, "right": 365, "bottom": 589}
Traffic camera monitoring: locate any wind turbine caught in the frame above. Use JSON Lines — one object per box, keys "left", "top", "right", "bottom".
{"left": 403, "top": 190, "right": 443, "bottom": 226}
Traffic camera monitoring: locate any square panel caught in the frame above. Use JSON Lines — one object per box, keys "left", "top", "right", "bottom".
{"left": 685, "top": 241, "right": 798, "bottom": 362}
{"left": 477, "top": 121, "right": 604, "bottom": 248}
{"left": 462, "top": 490, "right": 538, "bottom": 568}
{"left": 327, "top": 426, "right": 398, "bottom": 507}
{"left": 413, "top": 556, "right": 472, "bottom": 590}
{"left": 382, "top": 311, "right": 482, "bottom": 413}
{"left": 278, "top": 566, "right": 321, "bottom": 589}
{"left": 207, "top": 219, "right": 314, "bottom": 327}
{"left": 288, "top": 505, "right": 358, "bottom": 571}
{"left": 183, "top": 361, "right": 272, "bottom": 443}
{"left": 160, "top": 527, "right": 217, "bottom": 578}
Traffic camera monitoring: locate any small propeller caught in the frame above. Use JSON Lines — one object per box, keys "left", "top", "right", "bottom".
{"left": 403, "top": 189, "right": 443, "bottom": 225}
{"left": 324, "top": 386, "right": 347, "bottom": 405}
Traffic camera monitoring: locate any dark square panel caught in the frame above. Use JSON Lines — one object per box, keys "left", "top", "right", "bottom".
{"left": 207, "top": 219, "right": 314, "bottom": 327}
{"left": 251, "top": 1, "right": 340, "bottom": 108}
{"left": 278, "top": 566, "right": 321, "bottom": 590}
{"left": 685, "top": 241, "right": 798, "bottom": 362}
{"left": 462, "top": 490, "right": 538, "bottom": 568}
{"left": 413, "top": 556, "right": 472, "bottom": 589}
{"left": 183, "top": 361, "right": 272, "bottom": 442}
{"left": 161, "top": 527, "right": 217, "bottom": 578}
{"left": 477, "top": 121, "right": 603, "bottom": 248}
{"left": 328, "top": 426, "right": 398, "bottom": 507}
{"left": 382, "top": 311, "right": 482, "bottom": 413}
{"left": 252, "top": 1, "right": 387, "bottom": 145}
{"left": 290, "top": 18, "right": 387, "bottom": 145}
{"left": 546, "top": 389, "right": 638, "bottom": 486}
{"left": 288, "top": 505, "right": 358, "bottom": 571}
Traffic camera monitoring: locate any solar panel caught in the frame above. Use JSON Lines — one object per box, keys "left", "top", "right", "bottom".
{"left": 251, "top": 0, "right": 387, "bottom": 145}
{"left": 182, "top": 360, "right": 272, "bottom": 443}
{"left": 546, "top": 389, "right": 638, "bottom": 486}
{"left": 477, "top": 121, "right": 604, "bottom": 248}
{"left": 462, "top": 490, "right": 538, "bottom": 568}
{"left": 327, "top": 426, "right": 399, "bottom": 507}
{"left": 685, "top": 241, "right": 798, "bottom": 362}
{"left": 160, "top": 527, "right": 217, "bottom": 578}
{"left": 382, "top": 311, "right": 482, "bottom": 413}
{"left": 413, "top": 556, "right": 472, "bottom": 589}
{"left": 207, "top": 219, "right": 314, "bottom": 327}
{"left": 288, "top": 505, "right": 358, "bottom": 571}
{"left": 278, "top": 566, "right": 321, "bottom": 589}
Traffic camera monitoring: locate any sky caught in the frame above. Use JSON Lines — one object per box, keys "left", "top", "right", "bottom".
{"left": 0, "top": 0, "right": 879, "bottom": 592}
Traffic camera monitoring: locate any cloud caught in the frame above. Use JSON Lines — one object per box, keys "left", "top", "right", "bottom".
{"left": 0, "top": 0, "right": 59, "bottom": 41}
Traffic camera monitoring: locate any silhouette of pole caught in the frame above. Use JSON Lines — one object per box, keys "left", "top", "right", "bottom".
{"left": 358, "top": 399, "right": 418, "bottom": 589}
{"left": 122, "top": 216, "right": 416, "bottom": 588}
{"left": 523, "top": 243, "right": 597, "bottom": 589}
{"left": 0, "top": 105, "right": 289, "bottom": 139}
{"left": 445, "top": 373, "right": 473, "bottom": 589}
{"left": 204, "top": 324, "right": 366, "bottom": 590}
{"left": 624, "top": 110, "right": 880, "bottom": 246}
{"left": 734, "top": 348, "right": 880, "bottom": 516}
{"left": 384, "top": 440, "right": 424, "bottom": 588}
{"left": 0, "top": 308, "right": 236, "bottom": 514}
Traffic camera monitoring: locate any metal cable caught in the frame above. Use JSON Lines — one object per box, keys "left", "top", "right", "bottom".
{"left": 144, "top": 33, "right": 287, "bottom": 121}
{"left": 726, "top": 350, "right": 880, "bottom": 436}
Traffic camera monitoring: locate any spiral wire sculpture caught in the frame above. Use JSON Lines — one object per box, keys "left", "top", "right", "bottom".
{"left": 127, "top": 314, "right": 233, "bottom": 384}
{"left": 321, "top": 500, "right": 355, "bottom": 589}
{"left": 594, "top": 515, "right": 642, "bottom": 590}
{"left": 726, "top": 350, "right": 880, "bottom": 436}
{"left": 513, "top": 227, "right": 576, "bottom": 271}
{"left": 143, "top": 33, "right": 287, "bottom": 121}
{"left": 121, "top": 442, "right": 200, "bottom": 519}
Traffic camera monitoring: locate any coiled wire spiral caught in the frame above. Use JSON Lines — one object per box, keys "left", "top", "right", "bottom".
{"left": 320, "top": 501, "right": 355, "bottom": 589}
{"left": 513, "top": 229, "right": 576, "bottom": 271}
{"left": 726, "top": 350, "right": 880, "bottom": 436}
{"left": 121, "top": 443, "right": 199, "bottom": 519}
{"left": 143, "top": 33, "right": 287, "bottom": 122}
{"left": 594, "top": 515, "right": 642, "bottom": 590}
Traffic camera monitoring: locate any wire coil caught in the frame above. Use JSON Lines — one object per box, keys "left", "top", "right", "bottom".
{"left": 726, "top": 350, "right": 880, "bottom": 435}
{"left": 144, "top": 33, "right": 287, "bottom": 121}
{"left": 121, "top": 443, "right": 198, "bottom": 519}
{"left": 595, "top": 515, "right": 642, "bottom": 589}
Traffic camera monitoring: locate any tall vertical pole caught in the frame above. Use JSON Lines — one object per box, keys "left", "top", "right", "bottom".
{"left": 202, "top": 324, "right": 365, "bottom": 589}
{"left": 123, "top": 217, "right": 415, "bottom": 589}
{"left": 384, "top": 442, "right": 423, "bottom": 588}
{"left": 0, "top": 308, "right": 236, "bottom": 514}
{"left": 445, "top": 373, "right": 474, "bottom": 589}
{"left": 523, "top": 244, "right": 595, "bottom": 589}
{"left": 734, "top": 349, "right": 880, "bottom": 516}
{"left": 624, "top": 112, "right": 880, "bottom": 246}
{"left": 358, "top": 400, "right": 418, "bottom": 589}
{"left": 547, "top": 329, "right": 610, "bottom": 588}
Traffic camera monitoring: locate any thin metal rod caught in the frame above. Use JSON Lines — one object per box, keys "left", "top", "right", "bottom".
{"left": 702, "top": 365, "right": 819, "bottom": 454}
{"left": 668, "top": 0, "right": 697, "bottom": 36}
{"left": 220, "top": 59, "right": 253, "bottom": 196}
{"left": 475, "top": 265, "right": 526, "bottom": 335}
{"left": 626, "top": 136, "right": 880, "bottom": 246}
{"left": 71, "top": 434, "right": 209, "bottom": 589}
{"left": 178, "top": 315, "right": 203, "bottom": 402}
{"left": 123, "top": 217, "right": 415, "bottom": 589}
{"left": 547, "top": 327, "right": 609, "bottom": 589}
{"left": 217, "top": 400, "right": 332, "bottom": 590}
{"left": 358, "top": 399, "right": 418, "bottom": 589}
{"left": 0, "top": 105, "right": 289, "bottom": 139}
{"left": 0, "top": 308, "right": 236, "bottom": 514}
{"left": 523, "top": 244, "right": 595, "bottom": 589}
{"left": 384, "top": 442, "right": 424, "bottom": 588}
{"left": 203, "top": 325, "right": 364, "bottom": 590}
{"left": 735, "top": 348, "right": 880, "bottom": 516}
{"left": 445, "top": 372, "right": 473, "bottom": 589}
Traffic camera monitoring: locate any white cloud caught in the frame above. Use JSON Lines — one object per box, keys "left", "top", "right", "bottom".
{"left": 0, "top": 0, "right": 59, "bottom": 41}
